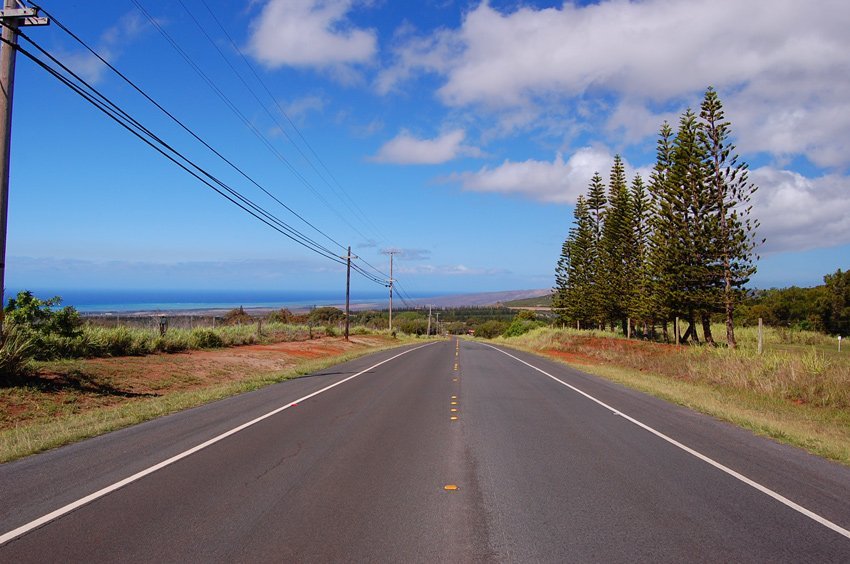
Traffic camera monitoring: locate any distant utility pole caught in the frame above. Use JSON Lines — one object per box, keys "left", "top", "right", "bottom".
{"left": 0, "top": 1, "right": 48, "bottom": 333}
{"left": 435, "top": 312, "right": 440, "bottom": 336}
{"left": 427, "top": 304, "right": 432, "bottom": 336}
{"left": 342, "top": 246, "right": 356, "bottom": 341}
{"left": 382, "top": 249, "right": 398, "bottom": 333}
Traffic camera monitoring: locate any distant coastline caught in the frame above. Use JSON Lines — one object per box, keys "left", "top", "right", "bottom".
{"left": 6, "top": 288, "right": 551, "bottom": 316}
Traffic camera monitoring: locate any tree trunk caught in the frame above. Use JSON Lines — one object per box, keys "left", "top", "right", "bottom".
{"left": 661, "top": 320, "right": 668, "bottom": 343}
{"left": 681, "top": 315, "right": 700, "bottom": 344}
{"left": 701, "top": 313, "right": 715, "bottom": 346}
{"left": 725, "top": 265, "right": 737, "bottom": 348}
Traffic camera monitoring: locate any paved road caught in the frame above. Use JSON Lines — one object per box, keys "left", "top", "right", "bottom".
{"left": 1, "top": 339, "right": 849, "bottom": 562}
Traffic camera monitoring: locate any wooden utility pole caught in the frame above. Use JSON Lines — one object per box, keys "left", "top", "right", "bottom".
{"left": 383, "top": 249, "right": 398, "bottom": 333}
{"left": 427, "top": 304, "right": 432, "bottom": 336}
{"left": 0, "top": 2, "right": 47, "bottom": 333}
{"left": 343, "top": 246, "right": 356, "bottom": 341}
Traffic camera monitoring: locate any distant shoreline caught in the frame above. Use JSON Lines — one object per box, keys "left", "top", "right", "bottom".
{"left": 74, "top": 289, "right": 551, "bottom": 316}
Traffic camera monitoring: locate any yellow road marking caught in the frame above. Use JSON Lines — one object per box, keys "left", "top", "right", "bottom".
{"left": 450, "top": 416, "right": 459, "bottom": 421}
{"left": 451, "top": 408, "right": 458, "bottom": 412}
{"left": 451, "top": 401, "right": 458, "bottom": 405}
{"left": 444, "top": 484, "right": 459, "bottom": 491}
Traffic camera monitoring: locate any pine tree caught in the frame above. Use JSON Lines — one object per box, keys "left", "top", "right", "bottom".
{"left": 554, "top": 196, "right": 595, "bottom": 326}
{"left": 699, "top": 87, "right": 761, "bottom": 348}
{"left": 628, "top": 173, "right": 653, "bottom": 334}
{"left": 647, "top": 122, "right": 675, "bottom": 341}
{"left": 585, "top": 173, "right": 607, "bottom": 327}
{"left": 601, "top": 155, "right": 632, "bottom": 332}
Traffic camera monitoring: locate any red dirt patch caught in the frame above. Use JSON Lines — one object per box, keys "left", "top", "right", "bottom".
{"left": 0, "top": 336, "right": 393, "bottom": 432}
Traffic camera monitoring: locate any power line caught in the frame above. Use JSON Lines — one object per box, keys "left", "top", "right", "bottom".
{"left": 194, "top": 0, "right": 387, "bottom": 245}
{"left": 129, "top": 0, "right": 375, "bottom": 245}
{"left": 3, "top": 31, "right": 397, "bottom": 287}
{"left": 34, "top": 2, "right": 348, "bottom": 257}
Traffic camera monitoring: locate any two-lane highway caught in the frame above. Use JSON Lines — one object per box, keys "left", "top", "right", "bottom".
{"left": 1, "top": 339, "right": 849, "bottom": 561}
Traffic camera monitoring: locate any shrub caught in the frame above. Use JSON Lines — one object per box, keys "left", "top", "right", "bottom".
{"left": 0, "top": 324, "right": 34, "bottom": 381}
{"left": 325, "top": 325, "right": 337, "bottom": 337}
{"left": 222, "top": 306, "right": 253, "bottom": 326}
{"left": 503, "top": 318, "right": 544, "bottom": 338}
{"left": 189, "top": 328, "right": 224, "bottom": 349}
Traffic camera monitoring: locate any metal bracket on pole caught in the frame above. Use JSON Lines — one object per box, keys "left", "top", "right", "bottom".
{"left": 0, "top": 6, "right": 49, "bottom": 26}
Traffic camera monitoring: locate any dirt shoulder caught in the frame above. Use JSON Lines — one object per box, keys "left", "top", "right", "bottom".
{"left": 1, "top": 335, "right": 407, "bottom": 462}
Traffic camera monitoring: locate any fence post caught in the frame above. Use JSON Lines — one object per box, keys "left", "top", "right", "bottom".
{"left": 627, "top": 317, "right": 631, "bottom": 339}
{"left": 758, "top": 318, "right": 763, "bottom": 355}
{"left": 257, "top": 319, "right": 262, "bottom": 338}
{"left": 675, "top": 317, "right": 680, "bottom": 345}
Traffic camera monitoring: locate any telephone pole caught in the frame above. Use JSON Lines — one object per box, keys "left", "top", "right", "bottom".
{"left": 342, "top": 246, "right": 356, "bottom": 341}
{"left": 0, "top": 1, "right": 47, "bottom": 333}
{"left": 427, "top": 304, "right": 432, "bottom": 336}
{"left": 382, "top": 249, "right": 398, "bottom": 333}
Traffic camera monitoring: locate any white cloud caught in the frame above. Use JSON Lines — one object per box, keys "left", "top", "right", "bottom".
{"left": 381, "top": 0, "right": 850, "bottom": 167}
{"left": 372, "top": 129, "right": 480, "bottom": 164}
{"left": 63, "top": 12, "right": 148, "bottom": 84}
{"left": 750, "top": 168, "right": 850, "bottom": 253}
{"left": 451, "top": 147, "right": 617, "bottom": 204}
{"left": 248, "top": 0, "right": 377, "bottom": 69}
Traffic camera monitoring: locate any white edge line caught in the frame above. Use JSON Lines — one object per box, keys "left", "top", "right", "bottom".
{"left": 0, "top": 342, "right": 436, "bottom": 546}
{"left": 482, "top": 342, "right": 850, "bottom": 541}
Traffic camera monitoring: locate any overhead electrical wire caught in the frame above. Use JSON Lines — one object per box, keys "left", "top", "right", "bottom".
{"left": 32, "top": 2, "right": 348, "bottom": 257}
{"left": 16, "top": 4, "right": 408, "bottom": 292}
{"left": 128, "top": 0, "right": 375, "bottom": 246}
{"left": 193, "top": 0, "right": 387, "bottom": 245}
{"left": 29, "top": 2, "right": 395, "bottom": 287}
{"left": 3, "top": 29, "right": 390, "bottom": 287}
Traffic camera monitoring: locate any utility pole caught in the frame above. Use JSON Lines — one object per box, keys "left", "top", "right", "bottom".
{"left": 435, "top": 312, "right": 440, "bottom": 336}
{"left": 427, "top": 304, "right": 432, "bottom": 336}
{"left": 342, "top": 246, "right": 356, "bottom": 341}
{"left": 382, "top": 249, "right": 398, "bottom": 333}
{"left": 0, "top": 1, "right": 47, "bottom": 333}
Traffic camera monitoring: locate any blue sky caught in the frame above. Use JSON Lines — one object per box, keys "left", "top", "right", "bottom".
{"left": 6, "top": 0, "right": 850, "bottom": 300}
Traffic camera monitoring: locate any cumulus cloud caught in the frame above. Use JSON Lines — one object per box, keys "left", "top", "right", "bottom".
{"left": 750, "top": 168, "right": 850, "bottom": 253}
{"left": 380, "top": 0, "right": 850, "bottom": 167}
{"left": 248, "top": 0, "right": 377, "bottom": 70}
{"left": 450, "top": 147, "right": 619, "bottom": 204}
{"left": 371, "top": 129, "right": 481, "bottom": 164}
{"left": 398, "top": 263, "right": 509, "bottom": 277}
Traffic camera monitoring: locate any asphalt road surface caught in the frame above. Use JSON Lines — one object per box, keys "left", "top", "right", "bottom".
{"left": 2, "top": 339, "right": 849, "bottom": 562}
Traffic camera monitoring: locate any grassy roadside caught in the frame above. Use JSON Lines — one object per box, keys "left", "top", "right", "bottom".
{"left": 491, "top": 327, "right": 850, "bottom": 466}
{"left": 0, "top": 336, "right": 421, "bottom": 463}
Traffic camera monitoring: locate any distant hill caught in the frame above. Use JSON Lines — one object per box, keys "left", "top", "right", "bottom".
{"left": 503, "top": 293, "right": 553, "bottom": 308}
{"left": 407, "top": 289, "right": 551, "bottom": 308}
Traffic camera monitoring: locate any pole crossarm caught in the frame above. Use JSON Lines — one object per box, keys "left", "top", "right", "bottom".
{"left": 0, "top": 4, "right": 48, "bottom": 26}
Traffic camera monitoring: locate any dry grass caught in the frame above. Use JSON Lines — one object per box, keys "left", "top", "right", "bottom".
{"left": 497, "top": 326, "right": 850, "bottom": 464}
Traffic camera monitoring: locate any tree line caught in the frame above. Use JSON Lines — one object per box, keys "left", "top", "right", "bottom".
{"left": 554, "top": 88, "right": 762, "bottom": 348}
{"left": 738, "top": 268, "right": 850, "bottom": 336}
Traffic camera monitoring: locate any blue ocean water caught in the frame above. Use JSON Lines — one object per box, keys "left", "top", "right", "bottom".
{"left": 4, "top": 288, "right": 398, "bottom": 313}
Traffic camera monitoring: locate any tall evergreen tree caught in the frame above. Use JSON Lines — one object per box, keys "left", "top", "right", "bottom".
{"left": 699, "top": 87, "right": 762, "bottom": 348}
{"left": 648, "top": 122, "right": 676, "bottom": 341}
{"left": 585, "top": 173, "right": 607, "bottom": 327}
{"left": 554, "top": 196, "right": 595, "bottom": 326}
{"left": 601, "top": 155, "right": 632, "bottom": 332}
{"left": 628, "top": 173, "right": 653, "bottom": 333}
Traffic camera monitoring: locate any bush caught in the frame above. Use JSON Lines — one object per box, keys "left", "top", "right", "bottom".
{"left": 0, "top": 324, "right": 34, "bottom": 381}
{"left": 5, "top": 291, "right": 82, "bottom": 338}
{"left": 189, "top": 328, "right": 224, "bottom": 349}
{"left": 310, "top": 307, "right": 344, "bottom": 325}
{"left": 325, "top": 325, "right": 337, "bottom": 337}
{"left": 503, "top": 317, "right": 544, "bottom": 338}
{"left": 475, "top": 320, "right": 509, "bottom": 339}
{"left": 222, "top": 306, "right": 253, "bottom": 326}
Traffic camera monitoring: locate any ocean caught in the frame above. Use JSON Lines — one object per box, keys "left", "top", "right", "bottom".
{"left": 4, "top": 288, "right": 399, "bottom": 314}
